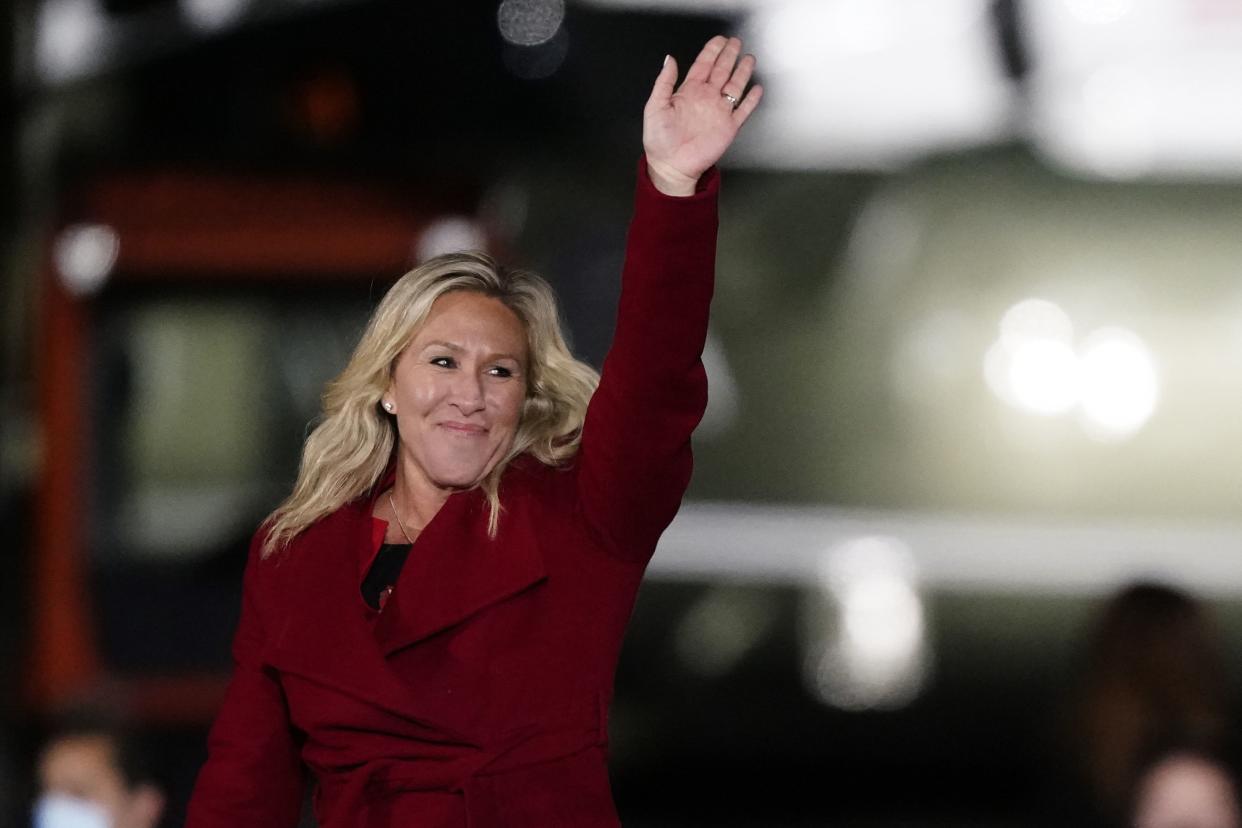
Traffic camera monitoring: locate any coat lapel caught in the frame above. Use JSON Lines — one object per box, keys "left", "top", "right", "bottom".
{"left": 372, "top": 484, "right": 547, "bottom": 657}
{"left": 263, "top": 503, "right": 455, "bottom": 730}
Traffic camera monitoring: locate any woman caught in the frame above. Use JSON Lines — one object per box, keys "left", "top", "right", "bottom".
{"left": 187, "top": 35, "right": 761, "bottom": 827}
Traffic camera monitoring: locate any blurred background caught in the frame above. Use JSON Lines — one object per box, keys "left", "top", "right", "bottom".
{"left": 5, "top": 0, "right": 1242, "bottom": 825}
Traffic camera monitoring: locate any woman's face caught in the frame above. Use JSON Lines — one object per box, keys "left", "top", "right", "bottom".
{"left": 386, "top": 290, "right": 527, "bottom": 494}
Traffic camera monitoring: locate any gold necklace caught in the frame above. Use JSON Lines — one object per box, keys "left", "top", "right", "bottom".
{"left": 388, "top": 491, "right": 416, "bottom": 544}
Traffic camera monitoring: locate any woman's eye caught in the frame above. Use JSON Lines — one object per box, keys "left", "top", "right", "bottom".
{"left": 431, "top": 356, "right": 455, "bottom": 368}
{"left": 488, "top": 366, "right": 514, "bottom": 378}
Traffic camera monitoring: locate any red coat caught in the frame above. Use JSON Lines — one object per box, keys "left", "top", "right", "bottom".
{"left": 186, "top": 160, "right": 719, "bottom": 827}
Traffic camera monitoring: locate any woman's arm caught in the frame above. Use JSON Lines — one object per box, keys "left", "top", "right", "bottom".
{"left": 576, "top": 36, "right": 761, "bottom": 560}
{"left": 186, "top": 535, "right": 305, "bottom": 828}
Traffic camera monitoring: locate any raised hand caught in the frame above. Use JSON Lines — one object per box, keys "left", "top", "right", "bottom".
{"left": 643, "top": 35, "right": 763, "bottom": 196}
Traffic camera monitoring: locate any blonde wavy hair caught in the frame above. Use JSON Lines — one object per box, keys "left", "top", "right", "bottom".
{"left": 261, "top": 252, "right": 600, "bottom": 557}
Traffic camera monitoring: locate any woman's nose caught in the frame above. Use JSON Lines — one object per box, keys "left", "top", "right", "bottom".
{"left": 449, "top": 371, "right": 485, "bottom": 411}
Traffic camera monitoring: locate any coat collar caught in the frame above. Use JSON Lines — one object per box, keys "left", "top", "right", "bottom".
{"left": 368, "top": 479, "right": 547, "bottom": 657}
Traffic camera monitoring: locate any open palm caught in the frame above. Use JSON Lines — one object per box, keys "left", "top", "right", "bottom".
{"left": 643, "top": 36, "right": 763, "bottom": 196}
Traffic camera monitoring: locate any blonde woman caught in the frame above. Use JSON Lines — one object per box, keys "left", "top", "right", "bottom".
{"left": 187, "top": 35, "right": 761, "bottom": 828}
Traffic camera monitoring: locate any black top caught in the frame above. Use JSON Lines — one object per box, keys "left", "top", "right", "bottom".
{"left": 361, "top": 542, "right": 412, "bottom": 611}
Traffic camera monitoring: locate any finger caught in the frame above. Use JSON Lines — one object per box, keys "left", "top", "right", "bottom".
{"left": 732, "top": 83, "right": 763, "bottom": 127}
{"left": 683, "top": 34, "right": 728, "bottom": 85}
{"left": 720, "top": 53, "right": 755, "bottom": 102}
{"left": 707, "top": 36, "right": 742, "bottom": 89}
{"left": 644, "top": 55, "right": 678, "bottom": 115}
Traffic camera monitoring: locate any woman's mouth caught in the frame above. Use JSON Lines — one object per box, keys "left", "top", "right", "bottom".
{"left": 440, "top": 421, "right": 488, "bottom": 436}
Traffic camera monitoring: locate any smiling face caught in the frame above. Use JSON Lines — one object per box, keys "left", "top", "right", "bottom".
{"left": 384, "top": 290, "right": 528, "bottom": 495}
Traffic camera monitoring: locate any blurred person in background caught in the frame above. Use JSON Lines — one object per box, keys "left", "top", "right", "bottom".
{"left": 1130, "top": 745, "right": 1240, "bottom": 828}
{"left": 33, "top": 710, "right": 165, "bottom": 828}
{"left": 186, "top": 34, "right": 761, "bottom": 828}
{"left": 1065, "top": 582, "right": 1233, "bottom": 826}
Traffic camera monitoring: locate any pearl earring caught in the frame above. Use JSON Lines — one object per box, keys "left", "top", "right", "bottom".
{"left": 382, "top": 401, "right": 394, "bottom": 413}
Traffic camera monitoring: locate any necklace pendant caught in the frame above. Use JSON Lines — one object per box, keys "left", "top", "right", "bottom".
{"left": 378, "top": 585, "right": 394, "bottom": 611}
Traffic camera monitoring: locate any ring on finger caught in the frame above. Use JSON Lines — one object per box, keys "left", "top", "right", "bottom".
{"left": 721, "top": 91, "right": 739, "bottom": 108}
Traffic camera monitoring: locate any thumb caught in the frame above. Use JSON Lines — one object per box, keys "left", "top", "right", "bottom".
{"left": 644, "top": 55, "right": 677, "bottom": 116}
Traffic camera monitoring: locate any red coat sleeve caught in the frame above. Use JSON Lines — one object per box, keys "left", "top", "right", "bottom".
{"left": 186, "top": 534, "right": 305, "bottom": 827}
{"left": 576, "top": 157, "right": 719, "bottom": 561}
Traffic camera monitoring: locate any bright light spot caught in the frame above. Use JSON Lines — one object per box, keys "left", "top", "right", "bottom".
{"left": 758, "top": 0, "right": 982, "bottom": 74}
{"left": 999, "top": 298, "right": 1074, "bottom": 345}
{"left": 756, "top": 0, "right": 835, "bottom": 74}
{"left": 180, "top": 0, "right": 247, "bottom": 32}
{"left": 822, "top": 0, "right": 902, "bottom": 57}
{"left": 36, "top": 0, "right": 108, "bottom": 83}
{"left": 756, "top": 0, "right": 902, "bottom": 75}
{"left": 414, "top": 218, "right": 487, "bottom": 263}
{"left": 54, "top": 223, "right": 119, "bottom": 296}
{"left": 840, "top": 577, "right": 923, "bottom": 661}
{"left": 985, "top": 298, "right": 1080, "bottom": 416}
{"left": 804, "top": 537, "right": 928, "bottom": 710}
{"left": 1028, "top": 0, "right": 1242, "bottom": 182}
{"left": 984, "top": 299, "right": 1159, "bottom": 441}
{"left": 1063, "top": 0, "right": 1134, "bottom": 25}
{"left": 986, "top": 338, "right": 1081, "bottom": 415}
{"left": 1074, "top": 65, "right": 1157, "bottom": 177}
{"left": 1078, "top": 327, "right": 1159, "bottom": 440}
{"left": 738, "top": 0, "right": 1007, "bottom": 170}
{"left": 497, "top": 0, "right": 565, "bottom": 47}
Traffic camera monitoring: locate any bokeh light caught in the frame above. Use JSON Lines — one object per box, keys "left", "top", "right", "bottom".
{"left": 54, "top": 223, "right": 119, "bottom": 296}
{"left": 1078, "top": 326, "right": 1159, "bottom": 440}
{"left": 984, "top": 298, "right": 1080, "bottom": 416}
{"left": 496, "top": 0, "right": 565, "bottom": 47}
{"left": 1064, "top": 0, "right": 1135, "bottom": 26}
{"left": 984, "top": 299, "right": 1160, "bottom": 441}
{"left": 804, "top": 536, "right": 928, "bottom": 711}
{"left": 999, "top": 297, "right": 1075, "bottom": 345}
{"left": 36, "top": 0, "right": 108, "bottom": 83}
{"left": 415, "top": 217, "right": 488, "bottom": 263}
